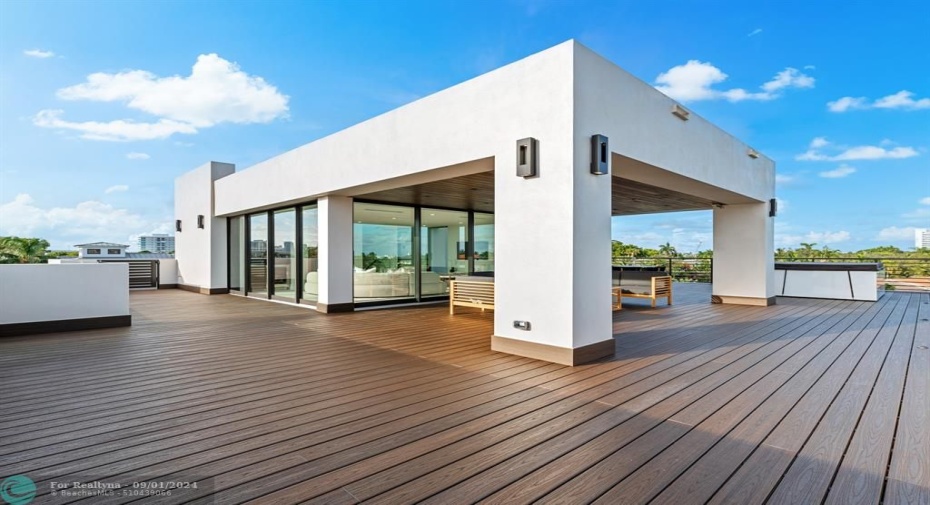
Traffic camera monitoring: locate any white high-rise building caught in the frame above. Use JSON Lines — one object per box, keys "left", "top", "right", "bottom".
{"left": 916, "top": 228, "right": 930, "bottom": 249}
{"left": 138, "top": 234, "right": 175, "bottom": 253}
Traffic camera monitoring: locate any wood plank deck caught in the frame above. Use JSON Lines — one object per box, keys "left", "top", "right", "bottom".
{"left": 0, "top": 284, "right": 926, "bottom": 504}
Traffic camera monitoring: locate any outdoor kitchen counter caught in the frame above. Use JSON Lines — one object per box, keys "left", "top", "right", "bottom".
{"left": 775, "top": 262, "right": 885, "bottom": 301}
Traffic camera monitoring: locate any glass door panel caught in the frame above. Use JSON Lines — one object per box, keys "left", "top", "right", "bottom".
{"left": 473, "top": 212, "right": 495, "bottom": 275}
{"left": 273, "top": 209, "right": 297, "bottom": 300}
{"left": 248, "top": 213, "right": 268, "bottom": 296}
{"left": 420, "top": 209, "right": 468, "bottom": 297}
{"left": 301, "top": 205, "right": 319, "bottom": 302}
{"left": 352, "top": 203, "right": 415, "bottom": 302}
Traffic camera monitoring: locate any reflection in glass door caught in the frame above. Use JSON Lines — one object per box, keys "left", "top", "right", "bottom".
{"left": 302, "top": 205, "right": 319, "bottom": 302}
{"left": 420, "top": 209, "right": 468, "bottom": 297}
{"left": 248, "top": 213, "right": 268, "bottom": 296}
{"left": 229, "top": 216, "right": 245, "bottom": 292}
{"left": 352, "top": 203, "right": 414, "bottom": 303}
{"left": 473, "top": 212, "right": 495, "bottom": 275}
{"left": 273, "top": 209, "right": 297, "bottom": 300}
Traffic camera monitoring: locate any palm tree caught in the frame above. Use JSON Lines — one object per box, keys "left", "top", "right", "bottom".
{"left": 0, "top": 236, "right": 50, "bottom": 264}
{"left": 798, "top": 242, "right": 817, "bottom": 261}
{"left": 658, "top": 242, "right": 678, "bottom": 257}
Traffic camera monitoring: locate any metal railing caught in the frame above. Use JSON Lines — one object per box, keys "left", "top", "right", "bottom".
{"left": 612, "top": 256, "right": 930, "bottom": 287}
{"left": 612, "top": 257, "right": 713, "bottom": 283}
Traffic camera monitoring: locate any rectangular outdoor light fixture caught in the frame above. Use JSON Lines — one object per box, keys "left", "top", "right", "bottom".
{"left": 516, "top": 137, "right": 538, "bottom": 178}
{"left": 175, "top": 219, "right": 182, "bottom": 232}
{"left": 672, "top": 104, "right": 691, "bottom": 120}
{"left": 770, "top": 198, "right": 778, "bottom": 217}
{"left": 197, "top": 215, "right": 205, "bottom": 228}
{"left": 590, "top": 134, "right": 609, "bottom": 175}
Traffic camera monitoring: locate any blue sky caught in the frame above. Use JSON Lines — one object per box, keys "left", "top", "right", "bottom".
{"left": 1, "top": 0, "right": 927, "bottom": 252}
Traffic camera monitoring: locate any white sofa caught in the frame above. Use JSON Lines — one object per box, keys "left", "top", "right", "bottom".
{"left": 304, "top": 270, "right": 447, "bottom": 298}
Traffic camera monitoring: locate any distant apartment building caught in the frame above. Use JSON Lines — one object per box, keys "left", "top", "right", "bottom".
{"left": 138, "top": 234, "right": 175, "bottom": 253}
{"left": 916, "top": 228, "right": 930, "bottom": 249}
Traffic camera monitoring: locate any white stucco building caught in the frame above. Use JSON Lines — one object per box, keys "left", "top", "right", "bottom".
{"left": 174, "top": 40, "right": 776, "bottom": 365}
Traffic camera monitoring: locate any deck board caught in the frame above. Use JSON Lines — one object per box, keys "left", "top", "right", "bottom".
{"left": 0, "top": 285, "right": 926, "bottom": 504}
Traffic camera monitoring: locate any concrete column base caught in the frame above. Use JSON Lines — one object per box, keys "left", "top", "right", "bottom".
{"left": 315, "top": 302, "right": 355, "bottom": 314}
{"left": 711, "top": 295, "right": 776, "bottom": 306}
{"left": 491, "top": 335, "right": 615, "bottom": 366}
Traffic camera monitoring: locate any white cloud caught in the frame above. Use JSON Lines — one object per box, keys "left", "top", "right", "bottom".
{"left": 777, "top": 230, "right": 851, "bottom": 247}
{"left": 761, "top": 68, "right": 815, "bottom": 93}
{"left": 796, "top": 137, "right": 918, "bottom": 161}
{"left": 747, "top": 28, "right": 763, "bottom": 37}
{"left": 920, "top": 197, "right": 930, "bottom": 205}
{"left": 803, "top": 65, "right": 816, "bottom": 70}
{"left": 34, "top": 54, "right": 289, "bottom": 141}
{"left": 126, "top": 152, "right": 150, "bottom": 160}
{"left": 33, "top": 109, "right": 197, "bottom": 141}
{"left": 827, "top": 96, "right": 867, "bottom": 112}
{"left": 104, "top": 185, "right": 129, "bottom": 194}
{"left": 810, "top": 137, "right": 829, "bottom": 148}
{"left": 819, "top": 164, "right": 856, "bottom": 178}
{"left": 877, "top": 226, "right": 916, "bottom": 241}
{"left": 0, "top": 193, "right": 148, "bottom": 240}
{"left": 654, "top": 61, "right": 813, "bottom": 103}
{"left": 24, "top": 49, "right": 55, "bottom": 58}
{"left": 827, "top": 90, "right": 930, "bottom": 112}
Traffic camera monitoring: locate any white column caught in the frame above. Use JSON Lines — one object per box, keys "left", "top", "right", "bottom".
{"left": 317, "top": 195, "right": 354, "bottom": 312}
{"left": 492, "top": 135, "right": 614, "bottom": 365}
{"left": 712, "top": 202, "right": 776, "bottom": 305}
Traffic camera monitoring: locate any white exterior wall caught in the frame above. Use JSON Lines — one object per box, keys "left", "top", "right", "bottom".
{"left": 713, "top": 203, "right": 776, "bottom": 302}
{"left": 174, "top": 161, "right": 235, "bottom": 290}
{"left": 213, "top": 41, "right": 580, "bottom": 217}
{"left": 572, "top": 44, "right": 775, "bottom": 202}
{"left": 158, "top": 258, "right": 178, "bottom": 286}
{"left": 0, "top": 264, "right": 129, "bottom": 324}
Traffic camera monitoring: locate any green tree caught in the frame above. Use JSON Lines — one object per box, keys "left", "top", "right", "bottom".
{"left": 0, "top": 236, "right": 50, "bottom": 263}
{"left": 798, "top": 242, "right": 817, "bottom": 260}
{"left": 658, "top": 242, "right": 678, "bottom": 257}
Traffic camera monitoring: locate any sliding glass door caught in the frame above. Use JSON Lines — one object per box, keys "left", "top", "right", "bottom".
{"left": 352, "top": 203, "right": 415, "bottom": 303}
{"left": 273, "top": 209, "right": 297, "bottom": 301}
{"left": 420, "top": 208, "right": 468, "bottom": 297}
{"left": 248, "top": 213, "right": 268, "bottom": 296}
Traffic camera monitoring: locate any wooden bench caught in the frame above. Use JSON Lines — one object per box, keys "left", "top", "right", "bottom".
{"left": 450, "top": 279, "right": 495, "bottom": 314}
{"left": 616, "top": 275, "right": 672, "bottom": 308}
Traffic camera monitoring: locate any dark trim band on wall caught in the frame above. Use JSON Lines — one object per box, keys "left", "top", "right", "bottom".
{"left": 315, "top": 302, "right": 355, "bottom": 313}
{"left": 178, "top": 284, "right": 229, "bottom": 295}
{"left": 1, "top": 315, "right": 131, "bottom": 338}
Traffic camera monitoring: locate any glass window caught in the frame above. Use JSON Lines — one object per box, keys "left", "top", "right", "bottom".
{"left": 87, "top": 248, "right": 101, "bottom": 255}
{"left": 107, "top": 248, "right": 121, "bottom": 255}
{"left": 229, "top": 216, "right": 245, "bottom": 292}
{"left": 249, "top": 213, "right": 268, "bottom": 296}
{"left": 353, "top": 203, "right": 414, "bottom": 302}
{"left": 420, "top": 209, "right": 468, "bottom": 297}
{"left": 273, "top": 209, "right": 297, "bottom": 300}
{"left": 301, "top": 205, "right": 319, "bottom": 302}
{"left": 473, "top": 212, "right": 495, "bottom": 275}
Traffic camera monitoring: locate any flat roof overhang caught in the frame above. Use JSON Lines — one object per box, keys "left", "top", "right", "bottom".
{"left": 350, "top": 153, "right": 761, "bottom": 216}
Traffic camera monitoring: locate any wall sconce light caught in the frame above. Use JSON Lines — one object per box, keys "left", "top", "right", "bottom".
{"left": 590, "top": 134, "right": 609, "bottom": 175}
{"left": 175, "top": 219, "right": 182, "bottom": 232}
{"left": 672, "top": 104, "right": 690, "bottom": 121}
{"left": 747, "top": 148, "right": 760, "bottom": 159}
{"left": 769, "top": 198, "right": 778, "bottom": 217}
{"left": 711, "top": 202, "right": 725, "bottom": 209}
{"left": 197, "top": 215, "right": 205, "bottom": 229}
{"left": 516, "top": 137, "right": 538, "bottom": 178}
